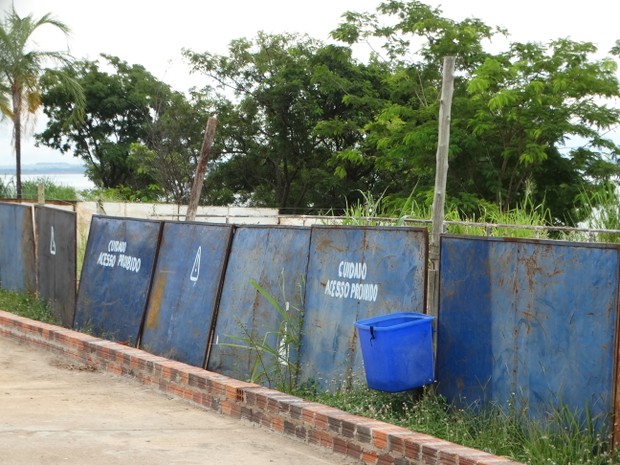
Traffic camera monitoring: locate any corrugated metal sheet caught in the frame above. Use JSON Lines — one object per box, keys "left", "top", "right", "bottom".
{"left": 35, "top": 206, "right": 76, "bottom": 327}
{"left": 140, "top": 222, "right": 233, "bottom": 367}
{"left": 73, "top": 216, "right": 162, "bottom": 345}
{"left": 207, "top": 226, "right": 311, "bottom": 385}
{"left": 0, "top": 202, "right": 36, "bottom": 293}
{"left": 437, "top": 235, "right": 619, "bottom": 429}
{"left": 298, "top": 226, "right": 428, "bottom": 391}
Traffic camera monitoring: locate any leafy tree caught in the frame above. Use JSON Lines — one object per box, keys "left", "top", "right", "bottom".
{"left": 466, "top": 39, "right": 620, "bottom": 222}
{"left": 0, "top": 6, "right": 84, "bottom": 198}
{"left": 184, "top": 32, "right": 387, "bottom": 212}
{"left": 128, "top": 89, "right": 211, "bottom": 204}
{"left": 332, "top": 1, "right": 620, "bottom": 225}
{"left": 37, "top": 54, "right": 202, "bottom": 199}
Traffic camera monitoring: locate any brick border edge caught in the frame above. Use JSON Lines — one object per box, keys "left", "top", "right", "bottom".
{"left": 0, "top": 311, "right": 523, "bottom": 465}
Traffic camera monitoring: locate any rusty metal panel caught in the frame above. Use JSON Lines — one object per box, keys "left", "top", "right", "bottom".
{"left": 298, "top": 226, "right": 428, "bottom": 391}
{"left": 437, "top": 236, "right": 619, "bottom": 429}
{"left": 140, "top": 222, "right": 233, "bottom": 367}
{"left": 35, "top": 206, "right": 76, "bottom": 327}
{"left": 73, "top": 216, "right": 162, "bottom": 345}
{"left": 207, "top": 226, "right": 311, "bottom": 385}
{"left": 0, "top": 202, "right": 36, "bottom": 293}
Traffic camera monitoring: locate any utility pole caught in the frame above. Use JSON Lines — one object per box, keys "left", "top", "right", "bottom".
{"left": 186, "top": 116, "right": 218, "bottom": 222}
{"left": 428, "top": 56, "right": 456, "bottom": 319}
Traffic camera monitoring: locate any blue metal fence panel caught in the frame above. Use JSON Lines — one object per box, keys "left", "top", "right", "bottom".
{"left": 0, "top": 202, "right": 35, "bottom": 293}
{"left": 35, "top": 206, "right": 77, "bottom": 327}
{"left": 437, "top": 236, "right": 619, "bottom": 427}
{"left": 140, "top": 222, "right": 233, "bottom": 367}
{"left": 298, "top": 226, "right": 428, "bottom": 391}
{"left": 207, "top": 226, "right": 311, "bottom": 385}
{"left": 73, "top": 216, "right": 162, "bottom": 345}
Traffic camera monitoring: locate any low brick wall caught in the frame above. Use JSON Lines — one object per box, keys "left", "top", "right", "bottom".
{"left": 0, "top": 310, "right": 523, "bottom": 465}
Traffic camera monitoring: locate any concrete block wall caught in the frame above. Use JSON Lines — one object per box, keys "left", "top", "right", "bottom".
{"left": 0, "top": 310, "right": 523, "bottom": 465}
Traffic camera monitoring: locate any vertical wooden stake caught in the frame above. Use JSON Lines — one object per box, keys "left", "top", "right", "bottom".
{"left": 37, "top": 183, "right": 45, "bottom": 205}
{"left": 186, "top": 116, "right": 218, "bottom": 222}
{"left": 428, "top": 56, "right": 456, "bottom": 319}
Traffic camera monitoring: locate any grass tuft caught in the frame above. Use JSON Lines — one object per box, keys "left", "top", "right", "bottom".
{"left": 0, "top": 289, "right": 60, "bottom": 324}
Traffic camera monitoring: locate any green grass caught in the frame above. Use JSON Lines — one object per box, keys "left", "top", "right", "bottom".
{"left": 21, "top": 177, "right": 79, "bottom": 201}
{"left": 0, "top": 289, "right": 60, "bottom": 324}
{"left": 300, "top": 386, "right": 620, "bottom": 465}
{"left": 578, "top": 185, "right": 620, "bottom": 243}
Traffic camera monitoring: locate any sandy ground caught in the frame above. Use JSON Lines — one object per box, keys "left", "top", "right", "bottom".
{"left": 0, "top": 336, "right": 359, "bottom": 465}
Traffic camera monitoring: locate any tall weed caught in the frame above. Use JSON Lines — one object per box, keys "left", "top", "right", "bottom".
{"left": 223, "top": 277, "right": 304, "bottom": 392}
{"left": 578, "top": 185, "right": 620, "bottom": 243}
{"left": 308, "top": 386, "right": 619, "bottom": 465}
{"left": 21, "top": 177, "right": 78, "bottom": 201}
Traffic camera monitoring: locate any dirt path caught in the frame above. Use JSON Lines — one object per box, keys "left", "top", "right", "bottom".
{"left": 0, "top": 336, "right": 359, "bottom": 465}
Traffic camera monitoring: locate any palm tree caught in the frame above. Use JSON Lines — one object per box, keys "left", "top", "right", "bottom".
{"left": 0, "top": 6, "right": 84, "bottom": 198}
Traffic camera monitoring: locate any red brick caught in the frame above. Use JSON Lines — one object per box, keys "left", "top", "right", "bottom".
{"left": 301, "top": 406, "right": 315, "bottom": 424}
{"left": 373, "top": 430, "right": 388, "bottom": 449}
{"left": 362, "top": 451, "right": 379, "bottom": 464}
{"left": 377, "top": 453, "right": 395, "bottom": 465}
{"left": 314, "top": 411, "right": 329, "bottom": 430}
{"left": 421, "top": 441, "right": 451, "bottom": 465}
{"left": 333, "top": 437, "right": 347, "bottom": 455}
{"left": 346, "top": 441, "right": 362, "bottom": 460}
{"left": 437, "top": 444, "right": 468, "bottom": 465}
{"left": 271, "top": 416, "right": 284, "bottom": 433}
{"left": 476, "top": 457, "right": 524, "bottom": 465}
{"left": 221, "top": 399, "right": 242, "bottom": 418}
{"left": 308, "top": 430, "right": 333, "bottom": 448}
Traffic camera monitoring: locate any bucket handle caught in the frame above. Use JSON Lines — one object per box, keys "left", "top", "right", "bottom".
{"left": 370, "top": 326, "right": 375, "bottom": 340}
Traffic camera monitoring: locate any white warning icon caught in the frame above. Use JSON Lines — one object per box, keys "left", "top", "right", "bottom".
{"left": 190, "top": 246, "right": 201, "bottom": 283}
{"left": 50, "top": 226, "right": 56, "bottom": 256}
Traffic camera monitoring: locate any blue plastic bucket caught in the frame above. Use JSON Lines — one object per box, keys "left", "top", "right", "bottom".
{"left": 354, "top": 312, "right": 435, "bottom": 392}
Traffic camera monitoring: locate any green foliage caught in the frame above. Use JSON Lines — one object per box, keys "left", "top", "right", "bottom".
{"left": 0, "top": 176, "right": 79, "bottom": 201}
{"left": 21, "top": 177, "right": 78, "bottom": 201}
{"left": 0, "top": 176, "right": 14, "bottom": 197}
{"left": 222, "top": 277, "right": 304, "bottom": 392}
{"left": 577, "top": 183, "right": 620, "bottom": 243}
{"left": 330, "top": 1, "right": 620, "bottom": 226}
{"left": 466, "top": 40, "right": 620, "bottom": 219}
{"left": 307, "top": 387, "right": 619, "bottom": 465}
{"left": 522, "top": 404, "right": 617, "bottom": 465}
{"left": 330, "top": 190, "right": 429, "bottom": 226}
{"left": 184, "top": 33, "right": 385, "bottom": 213}
{"left": 37, "top": 54, "right": 205, "bottom": 201}
{"left": 446, "top": 185, "right": 552, "bottom": 238}
{"left": 0, "top": 289, "right": 59, "bottom": 324}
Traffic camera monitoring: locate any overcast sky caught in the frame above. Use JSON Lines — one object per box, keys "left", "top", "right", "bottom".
{"left": 2, "top": 0, "right": 619, "bottom": 167}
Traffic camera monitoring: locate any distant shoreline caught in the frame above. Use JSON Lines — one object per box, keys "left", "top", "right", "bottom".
{"left": 0, "top": 163, "right": 85, "bottom": 175}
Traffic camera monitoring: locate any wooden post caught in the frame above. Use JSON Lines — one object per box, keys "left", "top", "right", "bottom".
{"left": 428, "top": 56, "right": 456, "bottom": 319}
{"left": 37, "top": 183, "right": 45, "bottom": 205}
{"left": 186, "top": 116, "right": 218, "bottom": 222}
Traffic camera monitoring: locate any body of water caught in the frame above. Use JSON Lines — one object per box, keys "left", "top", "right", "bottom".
{"left": 1, "top": 172, "right": 96, "bottom": 191}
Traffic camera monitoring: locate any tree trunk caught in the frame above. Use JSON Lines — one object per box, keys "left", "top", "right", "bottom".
{"left": 14, "top": 113, "right": 22, "bottom": 200}
{"left": 186, "top": 116, "right": 218, "bottom": 221}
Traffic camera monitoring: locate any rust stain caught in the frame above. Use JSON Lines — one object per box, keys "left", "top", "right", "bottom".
{"left": 145, "top": 272, "right": 167, "bottom": 329}
{"left": 316, "top": 236, "right": 346, "bottom": 253}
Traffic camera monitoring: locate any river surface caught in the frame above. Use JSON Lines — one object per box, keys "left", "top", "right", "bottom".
{"left": 1, "top": 172, "right": 96, "bottom": 191}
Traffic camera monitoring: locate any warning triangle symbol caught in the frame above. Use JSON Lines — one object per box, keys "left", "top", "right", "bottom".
{"left": 50, "top": 226, "right": 57, "bottom": 256}
{"left": 190, "top": 246, "right": 201, "bottom": 283}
